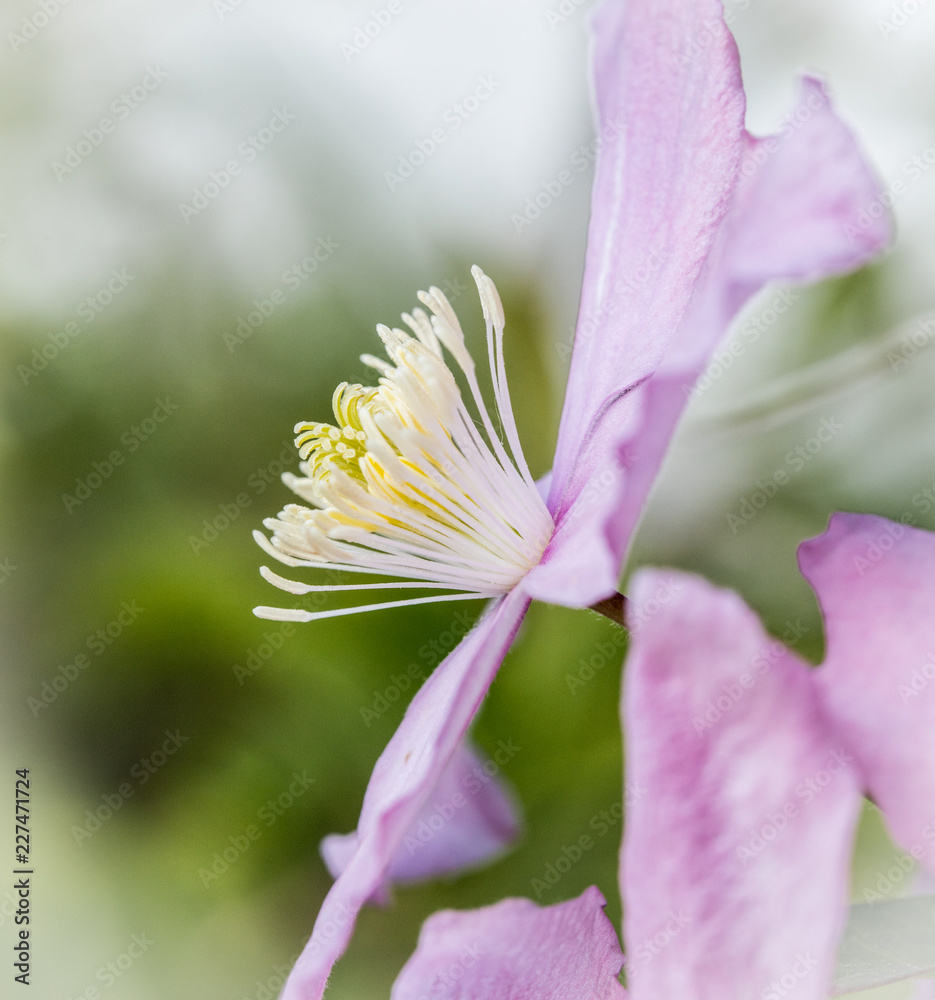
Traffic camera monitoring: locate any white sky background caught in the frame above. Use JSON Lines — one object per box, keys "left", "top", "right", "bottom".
{"left": 0, "top": 0, "right": 932, "bottom": 323}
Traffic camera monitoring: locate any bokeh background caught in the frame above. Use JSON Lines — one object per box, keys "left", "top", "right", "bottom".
{"left": 1, "top": 1, "right": 934, "bottom": 997}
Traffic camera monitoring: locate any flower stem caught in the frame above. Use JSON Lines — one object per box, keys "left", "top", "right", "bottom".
{"left": 589, "top": 593, "right": 628, "bottom": 628}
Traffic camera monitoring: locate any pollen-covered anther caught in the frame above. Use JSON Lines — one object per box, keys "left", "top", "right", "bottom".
{"left": 254, "top": 267, "right": 554, "bottom": 622}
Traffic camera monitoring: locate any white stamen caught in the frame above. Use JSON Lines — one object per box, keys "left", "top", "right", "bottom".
{"left": 254, "top": 592, "right": 492, "bottom": 623}
{"left": 254, "top": 268, "right": 554, "bottom": 621}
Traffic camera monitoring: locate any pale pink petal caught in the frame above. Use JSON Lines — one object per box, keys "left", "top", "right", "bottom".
{"left": 622, "top": 570, "right": 862, "bottom": 1000}
{"left": 281, "top": 588, "right": 530, "bottom": 1000}
{"left": 547, "top": 0, "right": 746, "bottom": 522}
{"left": 320, "top": 740, "right": 521, "bottom": 905}
{"left": 799, "top": 513, "right": 935, "bottom": 874}
{"left": 527, "top": 78, "right": 892, "bottom": 609}
{"left": 660, "top": 76, "right": 891, "bottom": 378}
{"left": 391, "top": 886, "right": 627, "bottom": 1000}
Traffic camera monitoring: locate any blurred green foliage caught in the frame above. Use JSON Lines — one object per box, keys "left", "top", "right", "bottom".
{"left": 0, "top": 253, "right": 637, "bottom": 997}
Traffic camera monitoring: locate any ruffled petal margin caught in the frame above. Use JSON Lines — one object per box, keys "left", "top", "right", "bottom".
{"left": 800, "top": 513, "right": 935, "bottom": 873}
{"left": 391, "top": 886, "right": 627, "bottom": 1000}
{"left": 622, "top": 569, "right": 862, "bottom": 1000}
{"left": 527, "top": 76, "right": 891, "bottom": 610}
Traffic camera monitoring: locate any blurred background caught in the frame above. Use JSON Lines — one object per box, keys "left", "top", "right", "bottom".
{"left": 1, "top": 0, "right": 933, "bottom": 997}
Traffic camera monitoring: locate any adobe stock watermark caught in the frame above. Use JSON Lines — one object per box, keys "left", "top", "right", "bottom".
{"left": 290, "top": 902, "right": 365, "bottom": 972}
{"left": 530, "top": 786, "right": 646, "bottom": 899}
{"left": 65, "top": 933, "right": 156, "bottom": 999}
{"left": 362, "top": 608, "right": 476, "bottom": 726}
{"left": 888, "top": 315, "right": 935, "bottom": 372}
{"left": 232, "top": 623, "right": 295, "bottom": 685}
{"left": 856, "top": 483, "right": 933, "bottom": 571}
{"left": 178, "top": 107, "right": 297, "bottom": 223}
{"left": 725, "top": 416, "right": 844, "bottom": 533}
{"left": 861, "top": 815, "right": 935, "bottom": 905}
{"left": 340, "top": 0, "right": 406, "bottom": 61}
{"left": 237, "top": 953, "right": 302, "bottom": 1000}
{"left": 360, "top": 662, "right": 426, "bottom": 725}
{"left": 52, "top": 66, "right": 168, "bottom": 180}
{"left": 737, "top": 86, "right": 830, "bottom": 187}
{"left": 686, "top": 289, "right": 799, "bottom": 400}
{"left": 188, "top": 438, "right": 298, "bottom": 555}
{"left": 418, "top": 943, "right": 485, "bottom": 997}
{"left": 911, "top": 475, "right": 935, "bottom": 517}
{"left": 692, "top": 620, "right": 810, "bottom": 735}
{"left": 512, "top": 117, "right": 625, "bottom": 234}
{"left": 222, "top": 237, "right": 340, "bottom": 352}
{"left": 895, "top": 650, "right": 935, "bottom": 704}
{"left": 26, "top": 599, "right": 144, "bottom": 717}
{"left": 61, "top": 398, "right": 180, "bottom": 513}
{"left": 402, "top": 740, "right": 520, "bottom": 857}
{"left": 8, "top": 0, "right": 75, "bottom": 54}
{"left": 544, "top": 0, "right": 588, "bottom": 30}
{"left": 844, "top": 137, "right": 935, "bottom": 244}
{"left": 629, "top": 911, "right": 693, "bottom": 971}
{"left": 433, "top": 275, "right": 468, "bottom": 305}
{"left": 565, "top": 624, "right": 625, "bottom": 694}
{"left": 384, "top": 76, "right": 501, "bottom": 193}
{"left": 197, "top": 772, "right": 316, "bottom": 887}
{"left": 735, "top": 748, "right": 854, "bottom": 867}
{"left": 851, "top": 517, "right": 911, "bottom": 576}
{"left": 71, "top": 730, "right": 190, "bottom": 845}
{"left": 18, "top": 268, "right": 136, "bottom": 385}
{"left": 760, "top": 953, "right": 819, "bottom": 1000}
{"left": 878, "top": 0, "right": 930, "bottom": 39}
{"left": 565, "top": 578, "right": 683, "bottom": 695}
{"left": 0, "top": 557, "right": 17, "bottom": 585}
{"left": 673, "top": 1, "right": 750, "bottom": 69}
{"left": 213, "top": 0, "right": 251, "bottom": 19}
{"left": 555, "top": 246, "right": 667, "bottom": 360}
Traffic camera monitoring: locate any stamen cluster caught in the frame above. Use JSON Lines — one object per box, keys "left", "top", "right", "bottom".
{"left": 254, "top": 267, "right": 553, "bottom": 622}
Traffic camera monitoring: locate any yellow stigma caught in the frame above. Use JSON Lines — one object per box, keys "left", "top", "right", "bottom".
{"left": 253, "top": 267, "right": 554, "bottom": 623}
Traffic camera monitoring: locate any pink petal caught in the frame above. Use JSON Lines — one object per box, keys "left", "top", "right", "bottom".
{"left": 725, "top": 78, "right": 891, "bottom": 296}
{"left": 547, "top": 0, "right": 746, "bottom": 521}
{"left": 799, "top": 513, "right": 935, "bottom": 874}
{"left": 622, "top": 570, "right": 862, "bottom": 1000}
{"left": 391, "top": 886, "right": 627, "bottom": 1000}
{"left": 281, "top": 588, "right": 530, "bottom": 1000}
{"left": 526, "top": 0, "right": 748, "bottom": 607}
{"left": 527, "top": 77, "right": 891, "bottom": 610}
{"left": 320, "top": 739, "right": 521, "bottom": 905}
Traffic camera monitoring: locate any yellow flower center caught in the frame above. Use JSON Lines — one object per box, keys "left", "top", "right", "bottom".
{"left": 254, "top": 267, "right": 553, "bottom": 622}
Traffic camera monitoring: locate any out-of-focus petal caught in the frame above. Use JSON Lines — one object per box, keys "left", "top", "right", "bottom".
{"left": 622, "top": 570, "right": 862, "bottom": 1000}
{"left": 799, "top": 513, "right": 935, "bottom": 873}
{"left": 660, "top": 76, "right": 891, "bottom": 381}
{"left": 547, "top": 0, "right": 745, "bottom": 522}
{"left": 832, "top": 896, "right": 935, "bottom": 995}
{"left": 320, "top": 739, "right": 521, "bottom": 905}
{"left": 527, "top": 77, "right": 892, "bottom": 610}
{"left": 281, "top": 588, "right": 530, "bottom": 1000}
{"left": 391, "top": 886, "right": 627, "bottom": 1000}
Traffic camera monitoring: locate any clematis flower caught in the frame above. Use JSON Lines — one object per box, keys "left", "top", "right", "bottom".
{"left": 252, "top": 0, "right": 891, "bottom": 996}
{"left": 378, "top": 514, "right": 935, "bottom": 999}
